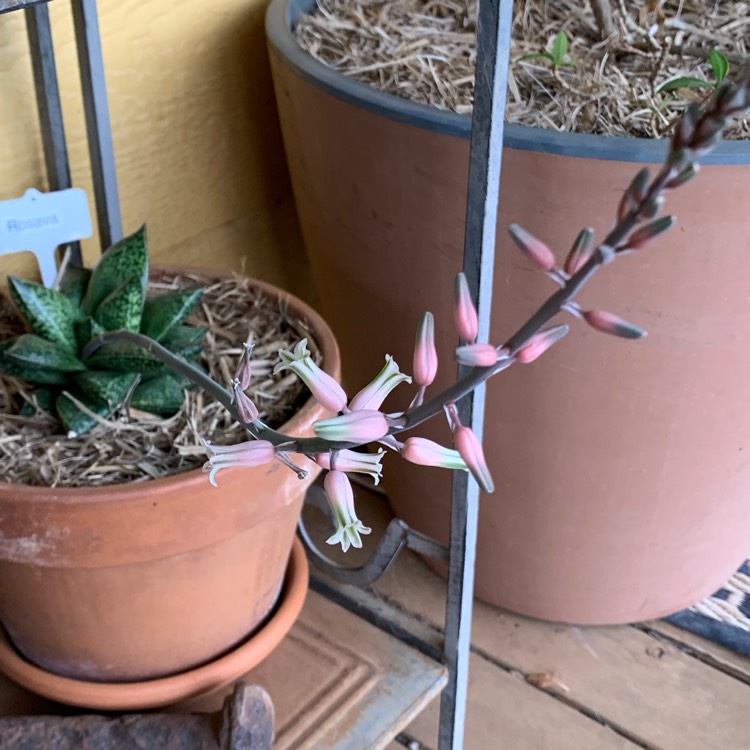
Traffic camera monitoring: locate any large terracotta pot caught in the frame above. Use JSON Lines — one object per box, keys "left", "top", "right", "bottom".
{"left": 266, "top": 0, "right": 750, "bottom": 625}
{"left": 0, "top": 274, "right": 339, "bottom": 683}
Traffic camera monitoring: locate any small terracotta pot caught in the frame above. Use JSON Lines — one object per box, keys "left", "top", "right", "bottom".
{"left": 0, "top": 274, "right": 339, "bottom": 681}
{"left": 0, "top": 538, "right": 308, "bottom": 710}
{"left": 267, "top": 0, "right": 750, "bottom": 624}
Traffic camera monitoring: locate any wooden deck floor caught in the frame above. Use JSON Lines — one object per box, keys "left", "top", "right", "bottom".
{"left": 298, "top": 483, "right": 750, "bottom": 750}
{"left": 379, "top": 548, "right": 750, "bottom": 750}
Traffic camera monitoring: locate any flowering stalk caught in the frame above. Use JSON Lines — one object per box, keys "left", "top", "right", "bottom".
{"left": 83, "top": 79, "right": 750, "bottom": 550}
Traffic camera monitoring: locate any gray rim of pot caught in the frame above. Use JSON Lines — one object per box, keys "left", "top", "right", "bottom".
{"left": 266, "top": 0, "right": 750, "bottom": 165}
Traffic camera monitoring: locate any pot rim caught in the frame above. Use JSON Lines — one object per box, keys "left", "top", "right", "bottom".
{"left": 266, "top": 0, "right": 750, "bottom": 165}
{"left": 0, "top": 268, "right": 340, "bottom": 502}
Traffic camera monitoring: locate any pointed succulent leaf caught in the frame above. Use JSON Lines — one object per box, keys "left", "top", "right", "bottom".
{"left": 0, "top": 340, "right": 69, "bottom": 385}
{"left": 56, "top": 390, "right": 112, "bottom": 437}
{"left": 6, "top": 334, "right": 86, "bottom": 372}
{"left": 141, "top": 289, "right": 203, "bottom": 341}
{"left": 57, "top": 263, "right": 92, "bottom": 308}
{"left": 130, "top": 373, "right": 185, "bottom": 415}
{"left": 75, "top": 370, "right": 138, "bottom": 406}
{"left": 7, "top": 276, "right": 78, "bottom": 352}
{"left": 86, "top": 339, "right": 165, "bottom": 373}
{"left": 162, "top": 324, "right": 208, "bottom": 354}
{"left": 20, "top": 387, "right": 55, "bottom": 417}
{"left": 94, "top": 274, "right": 145, "bottom": 332}
{"left": 75, "top": 316, "right": 106, "bottom": 350}
{"left": 82, "top": 225, "right": 149, "bottom": 315}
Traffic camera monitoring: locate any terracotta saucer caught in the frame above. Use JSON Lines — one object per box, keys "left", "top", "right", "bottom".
{"left": 0, "top": 537, "right": 308, "bottom": 711}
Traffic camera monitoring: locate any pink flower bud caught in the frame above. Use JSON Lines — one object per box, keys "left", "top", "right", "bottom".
{"left": 202, "top": 439, "right": 276, "bottom": 487}
{"left": 563, "top": 228, "right": 595, "bottom": 276}
{"left": 508, "top": 224, "right": 557, "bottom": 272}
{"left": 413, "top": 312, "right": 438, "bottom": 387}
{"left": 324, "top": 470, "right": 371, "bottom": 552}
{"left": 234, "top": 385, "right": 260, "bottom": 424}
{"left": 275, "top": 339, "right": 347, "bottom": 413}
{"left": 402, "top": 437, "right": 468, "bottom": 471}
{"left": 666, "top": 164, "right": 699, "bottom": 189}
{"left": 625, "top": 216, "right": 675, "bottom": 250}
{"left": 314, "top": 410, "right": 389, "bottom": 442}
{"left": 232, "top": 340, "right": 254, "bottom": 390}
{"left": 515, "top": 324, "right": 569, "bottom": 364}
{"left": 455, "top": 343, "right": 500, "bottom": 368}
{"left": 454, "top": 273, "right": 478, "bottom": 343}
{"left": 582, "top": 310, "right": 646, "bottom": 340}
{"left": 453, "top": 426, "right": 494, "bottom": 493}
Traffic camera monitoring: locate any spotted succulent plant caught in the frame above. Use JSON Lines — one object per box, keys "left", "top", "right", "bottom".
{"left": 0, "top": 226, "right": 206, "bottom": 436}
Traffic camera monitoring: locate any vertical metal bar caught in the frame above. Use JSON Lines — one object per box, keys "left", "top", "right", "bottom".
{"left": 438, "top": 0, "right": 515, "bottom": 747}
{"left": 71, "top": 0, "right": 122, "bottom": 250}
{"left": 26, "top": 1, "right": 83, "bottom": 266}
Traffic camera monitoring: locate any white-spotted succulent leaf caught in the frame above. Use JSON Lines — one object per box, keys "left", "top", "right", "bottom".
{"left": 0, "top": 224, "right": 207, "bottom": 435}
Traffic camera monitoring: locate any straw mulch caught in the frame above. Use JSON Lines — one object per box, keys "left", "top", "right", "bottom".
{"left": 0, "top": 273, "right": 318, "bottom": 488}
{"left": 294, "top": 0, "right": 750, "bottom": 139}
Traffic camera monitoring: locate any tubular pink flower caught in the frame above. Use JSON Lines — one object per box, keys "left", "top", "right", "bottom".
{"left": 402, "top": 437, "right": 468, "bottom": 471}
{"left": 508, "top": 223, "right": 557, "bottom": 272}
{"left": 515, "top": 324, "right": 570, "bottom": 364}
{"left": 315, "top": 448, "right": 385, "bottom": 485}
{"left": 202, "top": 439, "right": 276, "bottom": 487}
{"left": 349, "top": 355, "right": 412, "bottom": 412}
{"left": 453, "top": 426, "right": 495, "bottom": 493}
{"left": 455, "top": 343, "right": 500, "bottom": 368}
{"left": 324, "top": 470, "right": 372, "bottom": 552}
{"left": 275, "top": 339, "right": 347, "bottom": 413}
{"left": 454, "top": 273, "right": 478, "bottom": 343}
{"left": 314, "top": 410, "right": 389, "bottom": 442}
{"left": 413, "top": 312, "right": 438, "bottom": 387}
{"left": 582, "top": 310, "right": 646, "bottom": 340}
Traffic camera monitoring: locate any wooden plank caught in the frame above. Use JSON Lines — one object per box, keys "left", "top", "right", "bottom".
{"left": 639, "top": 620, "right": 750, "bottom": 683}
{"left": 391, "top": 652, "right": 642, "bottom": 750}
{"left": 311, "top": 578, "right": 641, "bottom": 749}
{"left": 375, "top": 551, "right": 750, "bottom": 750}
{"left": 185, "top": 591, "right": 448, "bottom": 749}
{"left": 249, "top": 592, "right": 446, "bottom": 750}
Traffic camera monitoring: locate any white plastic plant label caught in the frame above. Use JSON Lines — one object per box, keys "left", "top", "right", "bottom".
{"left": 0, "top": 188, "right": 93, "bottom": 287}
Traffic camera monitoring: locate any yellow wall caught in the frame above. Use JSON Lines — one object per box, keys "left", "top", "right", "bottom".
{"left": 0, "top": 0, "right": 313, "bottom": 300}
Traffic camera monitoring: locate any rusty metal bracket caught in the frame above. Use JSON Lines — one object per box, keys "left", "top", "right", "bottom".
{"left": 299, "top": 483, "right": 449, "bottom": 587}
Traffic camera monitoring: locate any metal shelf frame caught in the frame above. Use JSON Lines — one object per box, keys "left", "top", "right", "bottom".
{"left": 5, "top": 0, "right": 516, "bottom": 747}
{"left": 4, "top": 0, "right": 122, "bottom": 260}
{"left": 298, "top": 0, "right": 516, "bottom": 747}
